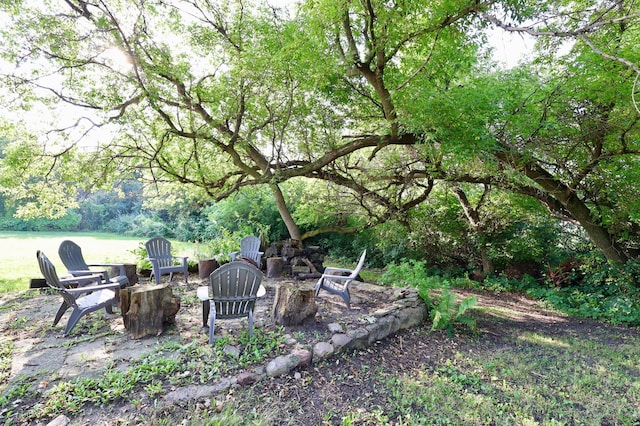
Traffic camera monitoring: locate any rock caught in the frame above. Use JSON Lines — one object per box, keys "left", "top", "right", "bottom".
{"left": 237, "top": 371, "right": 261, "bottom": 386}
{"left": 331, "top": 333, "right": 352, "bottom": 350}
{"left": 163, "top": 380, "right": 232, "bottom": 404}
{"left": 47, "top": 415, "right": 70, "bottom": 426}
{"left": 291, "top": 348, "right": 312, "bottom": 368}
{"left": 327, "top": 322, "right": 344, "bottom": 334}
{"left": 223, "top": 344, "right": 241, "bottom": 358}
{"left": 266, "top": 353, "right": 301, "bottom": 377}
{"left": 347, "top": 327, "right": 370, "bottom": 348}
{"left": 313, "top": 341, "right": 334, "bottom": 360}
{"left": 366, "top": 315, "right": 395, "bottom": 344}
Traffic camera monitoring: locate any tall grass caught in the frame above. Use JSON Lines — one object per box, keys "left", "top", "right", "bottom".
{"left": 0, "top": 232, "right": 195, "bottom": 293}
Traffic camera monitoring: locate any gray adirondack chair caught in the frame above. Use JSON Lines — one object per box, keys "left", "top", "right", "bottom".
{"left": 37, "top": 250, "right": 120, "bottom": 336}
{"left": 315, "top": 250, "right": 367, "bottom": 310}
{"left": 229, "top": 235, "right": 264, "bottom": 268}
{"left": 201, "top": 262, "right": 263, "bottom": 344}
{"left": 145, "top": 237, "right": 188, "bottom": 284}
{"left": 58, "top": 240, "right": 129, "bottom": 288}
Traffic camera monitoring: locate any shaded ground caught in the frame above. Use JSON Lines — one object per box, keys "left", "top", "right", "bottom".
{"left": 2, "top": 277, "right": 640, "bottom": 425}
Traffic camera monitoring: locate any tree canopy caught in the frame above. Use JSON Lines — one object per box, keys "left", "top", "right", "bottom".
{"left": 1, "top": 0, "right": 639, "bottom": 264}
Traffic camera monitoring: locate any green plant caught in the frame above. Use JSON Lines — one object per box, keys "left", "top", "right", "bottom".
{"left": 144, "top": 381, "right": 163, "bottom": 398}
{"left": 431, "top": 290, "right": 477, "bottom": 336}
{"left": 130, "top": 242, "right": 152, "bottom": 270}
{"left": 381, "top": 260, "right": 477, "bottom": 334}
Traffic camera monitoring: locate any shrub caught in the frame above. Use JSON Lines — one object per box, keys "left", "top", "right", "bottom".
{"left": 380, "top": 260, "right": 477, "bottom": 335}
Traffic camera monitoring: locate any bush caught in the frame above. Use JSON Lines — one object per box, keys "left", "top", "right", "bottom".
{"left": 380, "top": 260, "right": 477, "bottom": 335}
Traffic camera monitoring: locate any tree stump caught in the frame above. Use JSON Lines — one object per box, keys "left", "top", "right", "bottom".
{"left": 266, "top": 257, "right": 283, "bottom": 278}
{"left": 108, "top": 264, "right": 138, "bottom": 286}
{"left": 120, "top": 284, "right": 180, "bottom": 339}
{"left": 272, "top": 282, "right": 317, "bottom": 326}
{"left": 198, "top": 258, "right": 219, "bottom": 280}
{"left": 124, "top": 264, "right": 138, "bottom": 285}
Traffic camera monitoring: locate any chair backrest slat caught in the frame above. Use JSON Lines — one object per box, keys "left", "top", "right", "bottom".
{"left": 58, "top": 240, "right": 90, "bottom": 271}
{"left": 238, "top": 236, "right": 262, "bottom": 265}
{"left": 209, "top": 262, "right": 262, "bottom": 318}
{"left": 37, "top": 250, "right": 79, "bottom": 308}
{"left": 145, "top": 237, "right": 174, "bottom": 267}
{"left": 348, "top": 250, "right": 367, "bottom": 279}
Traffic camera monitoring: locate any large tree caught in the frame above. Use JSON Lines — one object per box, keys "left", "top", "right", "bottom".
{"left": 1, "top": 0, "right": 639, "bottom": 263}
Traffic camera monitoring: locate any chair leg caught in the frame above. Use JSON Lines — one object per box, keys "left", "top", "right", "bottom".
{"left": 248, "top": 310, "right": 254, "bottom": 338}
{"left": 202, "top": 300, "right": 210, "bottom": 327}
{"left": 64, "top": 309, "right": 84, "bottom": 336}
{"left": 54, "top": 302, "right": 70, "bottom": 326}
{"left": 208, "top": 308, "right": 216, "bottom": 344}
{"left": 314, "top": 278, "right": 323, "bottom": 297}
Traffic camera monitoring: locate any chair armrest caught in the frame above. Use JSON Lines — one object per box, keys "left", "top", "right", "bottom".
{"left": 67, "top": 269, "right": 101, "bottom": 277}
{"left": 59, "top": 274, "right": 106, "bottom": 287}
{"left": 320, "top": 273, "right": 354, "bottom": 281}
{"left": 65, "top": 281, "right": 121, "bottom": 295}
{"left": 89, "top": 263, "right": 126, "bottom": 276}
{"left": 146, "top": 257, "right": 160, "bottom": 268}
{"left": 323, "top": 267, "right": 353, "bottom": 275}
{"left": 175, "top": 256, "right": 188, "bottom": 267}
{"left": 230, "top": 251, "right": 239, "bottom": 261}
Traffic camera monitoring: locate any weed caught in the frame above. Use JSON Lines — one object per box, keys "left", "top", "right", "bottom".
{"left": 0, "top": 342, "right": 13, "bottom": 386}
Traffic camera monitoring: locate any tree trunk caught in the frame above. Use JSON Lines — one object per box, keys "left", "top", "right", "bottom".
{"left": 497, "top": 150, "right": 629, "bottom": 264}
{"left": 453, "top": 185, "right": 495, "bottom": 275}
{"left": 520, "top": 161, "right": 629, "bottom": 263}
{"left": 270, "top": 183, "right": 301, "bottom": 241}
{"left": 266, "top": 257, "right": 283, "bottom": 278}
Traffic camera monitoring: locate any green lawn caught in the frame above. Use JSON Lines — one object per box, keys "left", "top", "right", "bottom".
{"left": 0, "top": 232, "right": 195, "bottom": 292}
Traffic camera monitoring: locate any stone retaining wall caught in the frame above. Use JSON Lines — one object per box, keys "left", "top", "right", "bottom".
{"left": 164, "top": 286, "right": 428, "bottom": 404}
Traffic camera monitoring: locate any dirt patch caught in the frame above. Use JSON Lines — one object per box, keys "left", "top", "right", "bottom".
{"left": 0, "top": 274, "right": 414, "bottom": 423}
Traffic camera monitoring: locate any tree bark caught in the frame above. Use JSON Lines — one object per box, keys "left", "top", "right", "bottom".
{"left": 120, "top": 284, "right": 180, "bottom": 339}
{"left": 270, "top": 183, "right": 301, "bottom": 241}
{"left": 497, "top": 151, "right": 629, "bottom": 263}
{"left": 453, "top": 185, "right": 495, "bottom": 275}
{"left": 272, "top": 282, "right": 317, "bottom": 326}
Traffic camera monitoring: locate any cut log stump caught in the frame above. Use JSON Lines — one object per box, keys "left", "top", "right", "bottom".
{"left": 108, "top": 264, "right": 138, "bottom": 286}
{"left": 198, "top": 258, "right": 219, "bottom": 280}
{"left": 272, "top": 282, "right": 317, "bottom": 326}
{"left": 120, "top": 284, "right": 180, "bottom": 339}
{"left": 266, "top": 257, "right": 283, "bottom": 278}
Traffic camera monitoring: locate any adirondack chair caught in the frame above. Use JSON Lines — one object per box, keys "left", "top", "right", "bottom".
{"left": 37, "top": 250, "right": 120, "bottom": 336}
{"left": 145, "top": 237, "right": 189, "bottom": 284}
{"left": 58, "top": 240, "right": 129, "bottom": 288}
{"left": 229, "top": 235, "right": 264, "bottom": 268}
{"left": 314, "top": 250, "right": 367, "bottom": 310}
{"left": 197, "top": 262, "right": 264, "bottom": 344}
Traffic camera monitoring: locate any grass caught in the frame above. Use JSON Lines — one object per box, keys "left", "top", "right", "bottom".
{"left": 179, "top": 321, "right": 640, "bottom": 425}
{"left": 0, "top": 231, "right": 196, "bottom": 292}
{"left": 9, "top": 329, "right": 287, "bottom": 421}
{"left": 373, "top": 332, "right": 640, "bottom": 424}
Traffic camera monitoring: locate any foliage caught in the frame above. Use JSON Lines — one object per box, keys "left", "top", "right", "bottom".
{"left": 528, "top": 258, "right": 640, "bottom": 326}
{"left": 129, "top": 242, "right": 152, "bottom": 271}
{"left": 469, "top": 257, "right": 640, "bottom": 327}
{"left": 380, "top": 260, "right": 477, "bottom": 334}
